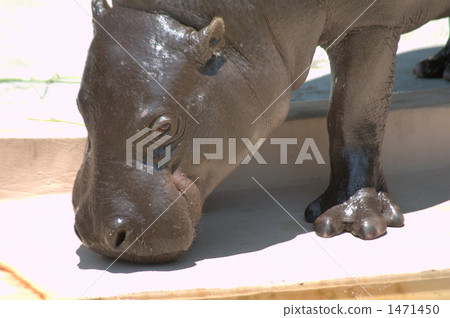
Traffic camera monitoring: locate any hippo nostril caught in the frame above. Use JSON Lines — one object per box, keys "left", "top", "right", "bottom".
{"left": 114, "top": 230, "right": 127, "bottom": 249}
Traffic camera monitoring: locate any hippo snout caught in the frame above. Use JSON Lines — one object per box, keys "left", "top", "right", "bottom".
{"left": 74, "top": 207, "right": 195, "bottom": 263}
{"left": 73, "top": 166, "right": 203, "bottom": 264}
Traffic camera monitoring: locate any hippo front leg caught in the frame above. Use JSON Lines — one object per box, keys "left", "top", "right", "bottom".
{"left": 305, "top": 27, "right": 404, "bottom": 239}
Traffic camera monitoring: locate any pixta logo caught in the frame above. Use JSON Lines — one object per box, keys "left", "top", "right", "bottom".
{"left": 193, "top": 137, "right": 325, "bottom": 165}
{"left": 126, "top": 128, "right": 325, "bottom": 175}
{"left": 126, "top": 128, "right": 172, "bottom": 175}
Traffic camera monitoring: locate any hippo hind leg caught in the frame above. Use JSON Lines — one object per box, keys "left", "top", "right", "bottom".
{"left": 413, "top": 19, "right": 450, "bottom": 80}
{"left": 305, "top": 26, "right": 404, "bottom": 240}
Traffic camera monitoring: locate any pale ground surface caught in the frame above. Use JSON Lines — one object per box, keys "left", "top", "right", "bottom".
{"left": 0, "top": 168, "right": 449, "bottom": 299}
{"left": 0, "top": 1, "right": 449, "bottom": 299}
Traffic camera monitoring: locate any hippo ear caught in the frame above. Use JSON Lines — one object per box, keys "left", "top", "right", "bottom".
{"left": 92, "top": 0, "right": 111, "bottom": 19}
{"left": 191, "top": 17, "right": 226, "bottom": 65}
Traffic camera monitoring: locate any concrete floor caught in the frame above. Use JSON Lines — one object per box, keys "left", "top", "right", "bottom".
{"left": 0, "top": 167, "right": 449, "bottom": 299}
{"left": 1, "top": 96, "right": 449, "bottom": 298}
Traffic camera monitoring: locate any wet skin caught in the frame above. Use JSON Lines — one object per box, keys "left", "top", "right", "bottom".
{"left": 73, "top": 0, "right": 450, "bottom": 263}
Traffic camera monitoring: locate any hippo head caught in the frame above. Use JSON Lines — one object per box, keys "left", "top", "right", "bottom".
{"left": 72, "top": 1, "right": 283, "bottom": 263}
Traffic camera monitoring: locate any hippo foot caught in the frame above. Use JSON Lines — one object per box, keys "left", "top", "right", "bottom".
{"left": 305, "top": 188, "right": 404, "bottom": 240}
{"left": 413, "top": 45, "right": 450, "bottom": 80}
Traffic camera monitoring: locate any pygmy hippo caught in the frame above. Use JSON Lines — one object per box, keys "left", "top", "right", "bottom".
{"left": 73, "top": 0, "right": 450, "bottom": 263}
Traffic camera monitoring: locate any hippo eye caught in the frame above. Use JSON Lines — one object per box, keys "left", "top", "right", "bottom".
{"left": 150, "top": 115, "right": 172, "bottom": 134}
{"left": 157, "top": 122, "right": 171, "bottom": 133}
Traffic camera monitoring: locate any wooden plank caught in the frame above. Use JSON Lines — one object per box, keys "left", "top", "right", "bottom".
{"left": 94, "top": 269, "right": 450, "bottom": 300}
{"left": 0, "top": 262, "right": 47, "bottom": 300}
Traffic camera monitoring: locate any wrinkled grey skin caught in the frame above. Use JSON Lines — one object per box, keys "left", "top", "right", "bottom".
{"left": 73, "top": 0, "right": 450, "bottom": 263}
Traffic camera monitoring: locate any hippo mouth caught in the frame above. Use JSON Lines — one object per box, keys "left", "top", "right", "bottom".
{"left": 171, "top": 170, "right": 203, "bottom": 227}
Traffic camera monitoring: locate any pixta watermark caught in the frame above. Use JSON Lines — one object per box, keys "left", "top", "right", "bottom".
{"left": 126, "top": 129, "right": 325, "bottom": 174}
{"left": 126, "top": 128, "right": 173, "bottom": 175}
